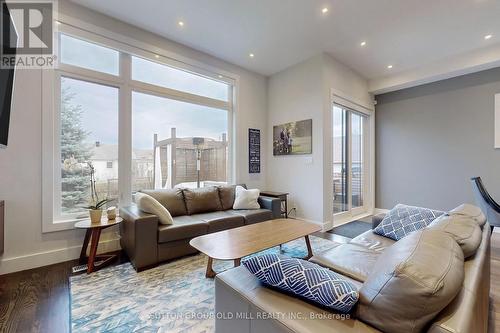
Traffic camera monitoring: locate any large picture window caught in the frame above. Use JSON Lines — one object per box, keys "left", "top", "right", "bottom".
{"left": 44, "top": 28, "right": 234, "bottom": 230}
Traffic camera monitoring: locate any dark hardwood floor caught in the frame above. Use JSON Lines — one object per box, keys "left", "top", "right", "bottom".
{"left": 0, "top": 232, "right": 498, "bottom": 333}
{"left": 0, "top": 251, "right": 128, "bottom": 333}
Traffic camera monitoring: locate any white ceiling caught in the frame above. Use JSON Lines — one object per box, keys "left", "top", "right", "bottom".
{"left": 71, "top": 0, "right": 500, "bottom": 84}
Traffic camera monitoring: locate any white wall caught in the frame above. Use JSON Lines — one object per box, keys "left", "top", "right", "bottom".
{"left": 267, "top": 55, "right": 325, "bottom": 223}
{"left": 0, "top": 1, "right": 268, "bottom": 274}
{"left": 267, "top": 53, "right": 372, "bottom": 228}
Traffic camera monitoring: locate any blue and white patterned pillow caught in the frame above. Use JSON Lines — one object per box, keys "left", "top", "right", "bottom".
{"left": 243, "top": 254, "right": 358, "bottom": 312}
{"left": 374, "top": 204, "right": 445, "bottom": 241}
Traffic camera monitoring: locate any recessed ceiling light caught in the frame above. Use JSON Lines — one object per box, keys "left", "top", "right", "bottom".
{"left": 154, "top": 54, "right": 160, "bottom": 59}
{"left": 55, "top": 20, "right": 61, "bottom": 25}
{"left": 178, "top": 21, "right": 185, "bottom": 27}
{"left": 387, "top": 65, "right": 393, "bottom": 69}
{"left": 249, "top": 53, "right": 255, "bottom": 58}
{"left": 360, "top": 41, "right": 367, "bottom": 47}
{"left": 484, "top": 34, "right": 493, "bottom": 40}
{"left": 218, "top": 75, "right": 223, "bottom": 79}
{"left": 322, "top": 7, "right": 329, "bottom": 14}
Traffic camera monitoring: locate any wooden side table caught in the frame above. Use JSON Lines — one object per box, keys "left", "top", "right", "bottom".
{"left": 260, "top": 191, "right": 289, "bottom": 218}
{"left": 74, "top": 216, "right": 123, "bottom": 274}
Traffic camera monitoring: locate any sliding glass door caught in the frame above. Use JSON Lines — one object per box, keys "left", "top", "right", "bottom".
{"left": 333, "top": 104, "right": 368, "bottom": 221}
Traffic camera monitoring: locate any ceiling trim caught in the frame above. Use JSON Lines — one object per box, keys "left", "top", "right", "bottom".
{"left": 369, "top": 44, "right": 500, "bottom": 95}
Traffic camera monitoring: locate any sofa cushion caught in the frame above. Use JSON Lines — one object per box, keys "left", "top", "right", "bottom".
{"left": 373, "top": 204, "right": 445, "bottom": 241}
{"left": 428, "top": 214, "right": 482, "bottom": 258}
{"left": 310, "top": 243, "right": 381, "bottom": 282}
{"left": 227, "top": 209, "right": 272, "bottom": 225}
{"left": 134, "top": 192, "right": 173, "bottom": 225}
{"left": 448, "top": 203, "right": 486, "bottom": 228}
{"left": 350, "top": 230, "right": 396, "bottom": 252}
{"left": 194, "top": 211, "right": 245, "bottom": 233}
{"left": 182, "top": 186, "right": 222, "bottom": 215}
{"left": 357, "top": 229, "right": 464, "bottom": 333}
{"left": 158, "top": 215, "right": 208, "bottom": 243}
{"left": 218, "top": 185, "right": 236, "bottom": 210}
{"left": 243, "top": 254, "right": 359, "bottom": 313}
{"left": 141, "top": 188, "right": 187, "bottom": 217}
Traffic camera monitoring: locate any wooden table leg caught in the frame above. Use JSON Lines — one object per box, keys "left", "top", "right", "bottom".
{"left": 79, "top": 229, "right": 92, "bottom": 264}
{"left": 206, "top": 257, "right": 216, "bottom": 278}
{"left": 234, "top": 258, "right": 241, "bottom": 267}
{"left": 87, "top": 228, "right": 101, "bottom": 274}
{"left": 305, "top": 235, "right": 313, "bottom": 259}
{"left": 284, "top": 197, "right": 288, "bottom": 218}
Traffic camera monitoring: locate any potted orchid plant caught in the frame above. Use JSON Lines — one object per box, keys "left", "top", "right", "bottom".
{"left": 84, "top": 162, "right": 112, "bottom": 223}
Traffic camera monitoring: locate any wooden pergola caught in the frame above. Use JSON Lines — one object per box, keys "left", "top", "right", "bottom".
{"left": 153, "top": 128, "right": 228, "bottom": 188}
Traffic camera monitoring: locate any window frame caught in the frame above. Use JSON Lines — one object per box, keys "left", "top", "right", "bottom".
{"left": 42, "top": 23, "right": 236, "bottom": 232}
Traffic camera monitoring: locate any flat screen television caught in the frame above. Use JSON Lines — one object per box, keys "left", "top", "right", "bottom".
{"left": 0, "top": 3, "right": 17, "bottom": 148}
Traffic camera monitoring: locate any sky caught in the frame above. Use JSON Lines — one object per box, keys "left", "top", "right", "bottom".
{"left": 132, "top": 92, "right": 227, "bottom": 149}
{"left": 60, "top": 34, "right": 119, "bottom": 75}
{"left": 62, "top": 77, "right": 119, "bottom": 146}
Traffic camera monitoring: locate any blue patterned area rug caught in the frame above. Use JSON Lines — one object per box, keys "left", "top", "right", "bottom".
{"left": 70, "top": 236, "right": 337, "bottom": 333}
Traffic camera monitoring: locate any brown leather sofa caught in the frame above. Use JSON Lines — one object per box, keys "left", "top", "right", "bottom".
{"left": 215, "top": 205, "right": 490, "bottom": 333}
{"left": 120, "top": 185, "right": 281, "bottom": 271}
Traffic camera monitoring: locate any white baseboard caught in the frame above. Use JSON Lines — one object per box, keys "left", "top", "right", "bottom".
{"left": 293, "top": 217, "right": 331, "bottom": 232}
{"left": 333, "top": 212, "right": 372, "bottom": 228}
{"left": 0, "top": 238, "right": 121, "bottom": 275}
{"left": 373, "top": 208, "right": 390, "bottom": 215}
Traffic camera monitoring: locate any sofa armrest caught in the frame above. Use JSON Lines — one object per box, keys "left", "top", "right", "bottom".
{"left": 372, "top": 213, "right": 386, "bottom": 229}
{"left": 119, "top": 205, "right": 159, "bottom": 271}
{"left": 258, "top": 196, "right": 282, "bottom": 219}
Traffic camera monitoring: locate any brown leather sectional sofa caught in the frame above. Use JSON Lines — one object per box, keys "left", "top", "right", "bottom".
{"left": 119, "top": 185, "right": 281, "bottom": 271}
{"left": 215, "top": 205, "right": 490, "bottom": 333}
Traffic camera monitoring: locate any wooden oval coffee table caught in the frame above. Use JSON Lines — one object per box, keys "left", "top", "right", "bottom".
{"left": 74, "top": 216, "right": 123, "bottom": 274}
{"left": 190, "top": 218, "right": 321, "bottom": 278}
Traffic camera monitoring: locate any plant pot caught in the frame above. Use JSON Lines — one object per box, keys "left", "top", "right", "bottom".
{"left": 89, "top": 209, "right": 102, "bottom": 224}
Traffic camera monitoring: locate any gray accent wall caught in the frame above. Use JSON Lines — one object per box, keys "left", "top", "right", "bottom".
{"left": 375, "top": 67, "right": 500, "bottom": 211}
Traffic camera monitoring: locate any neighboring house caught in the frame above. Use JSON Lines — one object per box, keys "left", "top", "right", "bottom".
{"left": 90, "top": 142, "right": 154, "bottom": 182}
{"left": 90, "top": 142, "right": 119, "bottom": 181}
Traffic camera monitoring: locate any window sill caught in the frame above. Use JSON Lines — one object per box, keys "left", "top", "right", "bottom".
{"left": 42, "top": 219, "right": 79, "bottom": 233}
{"left": 43, "top": 215, "right": 93, "bottom": 233}
{"left": 42, "top": 215, "right": 122, "bottom": 233}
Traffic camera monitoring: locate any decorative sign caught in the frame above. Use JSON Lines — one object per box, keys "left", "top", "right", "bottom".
{"left": 249, "top": 128, "right": 261, "bottom": 173}
{"left": 495, "top": 94, "right": 500, "bottom": 149}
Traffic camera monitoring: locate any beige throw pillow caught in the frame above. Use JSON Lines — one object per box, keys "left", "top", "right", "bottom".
{"left": 134, "top": 192, "right": 173, "bottom": 225}
{"left": 233, "top": 186, "right": 260, "bottom": 210}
